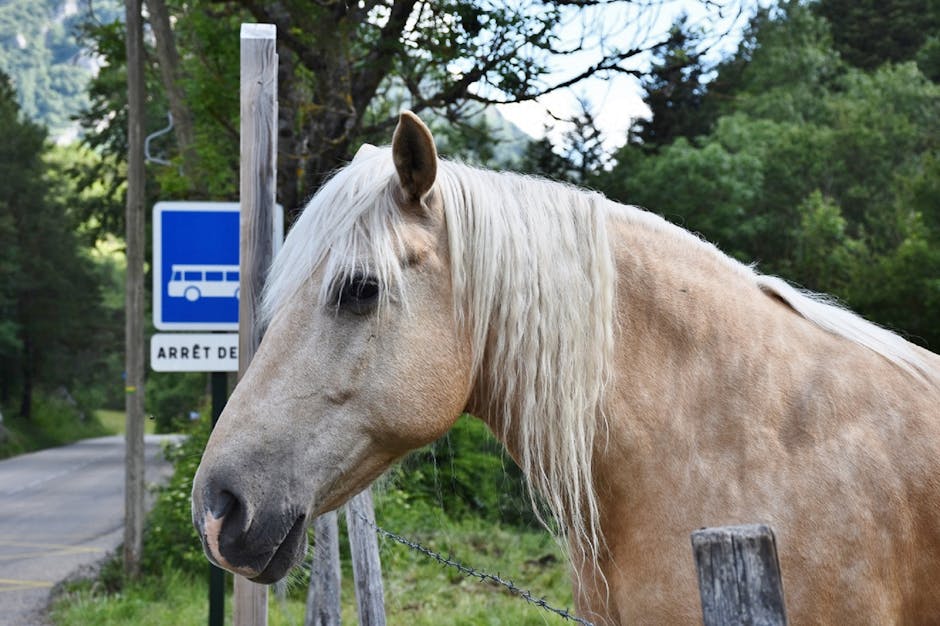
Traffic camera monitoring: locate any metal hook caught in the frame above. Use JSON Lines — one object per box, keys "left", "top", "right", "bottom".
{"left": 145, "top": 111, "right": 174, "bottom": 167}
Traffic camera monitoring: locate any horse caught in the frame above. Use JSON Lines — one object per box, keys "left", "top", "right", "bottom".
{"left": 192, "top": 111, "right": 940, "bottom": 625}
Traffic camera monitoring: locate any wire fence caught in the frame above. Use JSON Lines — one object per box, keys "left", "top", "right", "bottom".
{"left": 351, "top": 510, "right": 596, "bottom": 626}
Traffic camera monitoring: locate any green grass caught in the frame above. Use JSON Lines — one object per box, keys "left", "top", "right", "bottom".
{"left": 50, "top": 509, "right": 575, "bottom": 626}
{"left": 0, "top": 404, "right": 157, "bottom": 460}
{"left": 95, "top": 409, "right": 156, "bottom": 436}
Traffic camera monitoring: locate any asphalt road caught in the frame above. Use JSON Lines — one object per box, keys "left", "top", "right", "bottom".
{"left": 0, "top": 434, "right": 182, "bottom": 625}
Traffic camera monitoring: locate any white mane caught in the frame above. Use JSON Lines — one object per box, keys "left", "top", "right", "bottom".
{"left": 262, "top": 146, "right": 936, "bottom": 567}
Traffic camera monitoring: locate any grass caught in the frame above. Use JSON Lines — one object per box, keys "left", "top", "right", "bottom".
{"left": 0, "top": 406, "right": 156, "bottom": 460}
{"left": 50, "top": 505, "right": 575, "bottom": 626}
{"left": 94, "top": 409, "right": 156, "bottom": 436}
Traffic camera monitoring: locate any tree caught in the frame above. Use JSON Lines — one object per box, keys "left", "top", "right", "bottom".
{"left": 595, "top": 2, "right": 940, "bottom": 349}
{"left": 518, "top": 100, "right": 608, "bottom": 184}
{"left": 814, "top": 0, "right": 940, "bottom": 74}
{"left": 632, "top": 15, "right": 713, "bottom": 149}
{"left": 0, "top": 0, "right": 123, "bottom": 135}
{"left": 0, "top": 71, "right": 105, "bottom": 417}
{"left": 76, "top": 0, "right": 747, "bottom": 230}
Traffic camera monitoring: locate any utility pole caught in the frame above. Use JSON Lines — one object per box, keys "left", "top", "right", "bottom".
{"left": 123, "top": 0, "right": 146, "bottom": 578}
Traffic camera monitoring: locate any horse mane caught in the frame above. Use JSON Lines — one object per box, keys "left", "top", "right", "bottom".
{"left": 436, "top": 162, "right": 616, "bottom": 564}
{"left": 262, "top": 146, "right": 936, "bottom": 567}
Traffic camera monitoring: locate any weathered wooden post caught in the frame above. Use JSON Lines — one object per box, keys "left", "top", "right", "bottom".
{"left": 122, "top": 0, "right": 146, "bottom": 579}
{"left": 305, "top": 512, "right": 342, "bottom": 626}
{"left": 236, "top": 21, "right": 277, "bottom": 626}
{"left": 347, "top": 488, "right": 387, "bottom": 626}
{"left": 691, "top": 524, "right": 788, "bottom": 626}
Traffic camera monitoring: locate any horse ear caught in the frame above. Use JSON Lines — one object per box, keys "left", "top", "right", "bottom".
{"left": 353, "top": 143, "right": 379, "bottom": 161}
{"left": 392, "top": 111, "right": 437, "bottom": 202}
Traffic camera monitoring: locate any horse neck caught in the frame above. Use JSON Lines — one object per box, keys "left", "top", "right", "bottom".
{"left": 463, "top": 202, "right": 771, "bottom": 464}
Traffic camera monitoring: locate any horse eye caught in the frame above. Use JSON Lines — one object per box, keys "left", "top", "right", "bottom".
{"left": 336, "top": 275, "right": 380, "bottom": 313}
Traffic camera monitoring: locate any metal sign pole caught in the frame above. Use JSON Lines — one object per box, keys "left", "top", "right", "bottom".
{"left": 209, "top": 371, "right": 228, "bottom": 626}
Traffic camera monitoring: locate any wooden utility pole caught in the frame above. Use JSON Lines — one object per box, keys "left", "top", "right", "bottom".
{"left": 123, "top": 0, "right": 146, "bottom": 579}
{"left": 236, "top": 22, "right": 277, "bottom": 626}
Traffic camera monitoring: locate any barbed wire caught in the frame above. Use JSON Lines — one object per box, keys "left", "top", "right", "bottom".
{"left": 350, "top": 510, "right": 596, "bottom": 626}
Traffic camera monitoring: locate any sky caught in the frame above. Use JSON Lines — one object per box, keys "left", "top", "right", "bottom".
{"left": 495, "top": 0, "right": 764, "bottom": 151}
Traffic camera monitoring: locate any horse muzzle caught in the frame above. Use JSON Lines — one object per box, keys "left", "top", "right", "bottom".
{"left": 193, "top": 485, "right": 308, "bottom": 584}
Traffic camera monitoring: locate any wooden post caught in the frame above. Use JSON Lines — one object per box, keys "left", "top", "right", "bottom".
{"left": 236, "top": 22, "right": 277, "bottom": 626}
{"left": 691, "top": 524, "right": 788, "bottom": 626}
{"left": 122, "top": 0, "right": 146, "bottom": 579}
{"left": 347, "top": 488, "right": 387, "bottom": 626}
{"left": 305, "top": 511, "right": 342, "bottom": 626}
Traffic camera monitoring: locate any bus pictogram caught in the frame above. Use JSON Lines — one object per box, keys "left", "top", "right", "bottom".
{"left": 167, "top": 264, "right": 240, "bottom": 301}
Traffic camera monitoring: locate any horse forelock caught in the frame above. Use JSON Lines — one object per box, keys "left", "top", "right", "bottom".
{"left": 261, "top": 148, "right": 407, "bottom": 327}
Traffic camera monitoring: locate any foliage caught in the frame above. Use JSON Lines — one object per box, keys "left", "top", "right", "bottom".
{"left": 0, "top": 71, "right": 114, "bottom": 418}
{"left": 786, "top": 190, "right": 867, "bottom": 294}
{"left": 385, "top": 415, "right": 541, "bottom": 528}
{"left": 0, "top": 0, "right": 123, "bottom": 136}
{"left": 632, "top": 14, "right": 714, "bottom": 149}
{"left": 0, "top": 393, "right": 109, "bottom": 459}
{"left": 814, "top": 0, "right": 940, "bottom": 74}
{"left": 141, "top": 418, "right": 211, "bottom": 576}
{"left": 594, "top": 2, "right": 940, "bottom": 349}
{"left": 73, "top": 0, "right": 743, "bottom": 233}
{"left": 146, "top": 372, "right": 209, "bottom": 433}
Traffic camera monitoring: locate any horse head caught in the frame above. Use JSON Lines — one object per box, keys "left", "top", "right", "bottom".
{"left": 191, "top": 112, "right": 473, "bottom": 583}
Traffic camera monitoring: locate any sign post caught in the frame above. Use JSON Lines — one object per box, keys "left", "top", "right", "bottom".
{"left": 236, "top": 22, "right": 278, "bottom": 626}
{"left": 209, "top": 372, "right": 228, "bottom": 626}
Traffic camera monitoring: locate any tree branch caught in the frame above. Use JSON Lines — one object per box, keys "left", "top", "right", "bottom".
{"left": 145, "top": 0, "right": 201, "bottom": 187}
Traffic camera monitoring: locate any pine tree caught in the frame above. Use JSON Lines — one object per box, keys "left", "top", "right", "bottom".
{"left": 0, "top": 71, "right": 103, "bottom": 417}
{"left": 633, "top": 15, "right": 712, "bottom": 149}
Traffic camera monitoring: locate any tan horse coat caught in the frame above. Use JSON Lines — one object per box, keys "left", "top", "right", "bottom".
{"left": 562, "top": 216, "right": 940, "bottom": 624}
{"left": 193, "top": 111, "right": 940, "bottom": 625}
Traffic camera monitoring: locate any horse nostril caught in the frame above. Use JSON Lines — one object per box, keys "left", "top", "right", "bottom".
{"left": 210, "top": 489, "right": 237, "bottom": 520}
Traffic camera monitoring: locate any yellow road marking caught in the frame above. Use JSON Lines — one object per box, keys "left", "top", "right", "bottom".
{"left": 0, "top": 578, "right": 53, "bottom": 592}
{"left": 0, "top": 539, "right": 104, "bottom": 562}
{"left": 0, "top": 539, "right": 104, "bottom": 551}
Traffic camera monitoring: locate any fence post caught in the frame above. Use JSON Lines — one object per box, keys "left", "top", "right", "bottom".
{"left": 236, "top": 21, "right": 277, "bottom": 626}
{"left": 305, "top": 511, "right": 342, "bottom": 626}
{"left": 347, "top": 488, "right": 387, "bottom": 626}
{"left": 691, "top": 524, "right": 788, "bottom": 626}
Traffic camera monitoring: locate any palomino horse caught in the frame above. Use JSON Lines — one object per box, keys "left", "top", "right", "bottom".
{"left": 193, "top": 111, "right": 940, "bottom": 624}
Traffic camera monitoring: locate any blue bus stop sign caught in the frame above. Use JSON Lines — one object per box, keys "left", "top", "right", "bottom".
{"left": 153, "top": 201, "right": 283, "bottom": 331}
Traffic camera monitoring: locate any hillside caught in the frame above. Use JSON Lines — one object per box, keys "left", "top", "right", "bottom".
{"left": 0, "top": 0, "right": 121, "bottom": 138}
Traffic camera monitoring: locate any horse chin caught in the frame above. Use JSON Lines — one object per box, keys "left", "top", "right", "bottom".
{"left": 249, "top": 514, "right": 309, "bottom": 584}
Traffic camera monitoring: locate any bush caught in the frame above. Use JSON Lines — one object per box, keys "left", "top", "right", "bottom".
{"left": 0, "top": 392, "right": 109, "bottom": 459}
{"left": 146, "top": 372, "right": 208, "bottom": 433}
{"left": 142, "top": 417, "right": 211, "bottom": 576}
{"left": 385, "top": 415, "right": 540, "bottom": 528}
